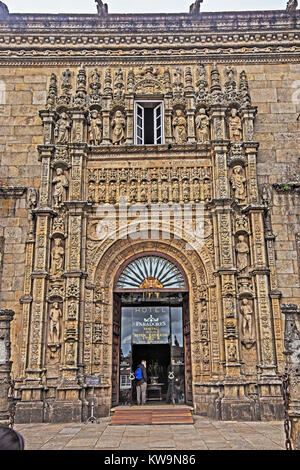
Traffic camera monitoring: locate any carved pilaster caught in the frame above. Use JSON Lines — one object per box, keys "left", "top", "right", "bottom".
{"left": 212, "top": 142, "right": 230, "bottom": 200}
{"left": 0, "top": 309, "right": 15, "bottom": 425}
{"left": 38, "top": 146, "right": 55, "bottom": 207}
{"left": 245, "top": 143, "right": 260, "bottom": 204}
{"left": 39, "top": 110, "right": 56, "bottom": 146}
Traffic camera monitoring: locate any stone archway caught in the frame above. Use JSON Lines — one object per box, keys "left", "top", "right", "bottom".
{"left": 86, "top": 230, "right": 220, "bottom": 412}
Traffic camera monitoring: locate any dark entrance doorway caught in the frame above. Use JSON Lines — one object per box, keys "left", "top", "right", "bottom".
{"left": 112, "top": 254, "right": 192, "bottom": 407}
{"left": 132, "top": 344, "right": 170, "bottom": 402}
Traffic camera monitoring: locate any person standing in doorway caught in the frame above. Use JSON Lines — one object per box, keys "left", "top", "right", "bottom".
{"left": 135, "top": 360, "right": 147, "bottom": 406}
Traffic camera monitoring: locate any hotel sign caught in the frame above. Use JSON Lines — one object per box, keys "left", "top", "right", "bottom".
{"left": 132, "top": 306, "right": 170, "bottom": 345}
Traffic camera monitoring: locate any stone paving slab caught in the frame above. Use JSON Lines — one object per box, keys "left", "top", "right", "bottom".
{"left": 14, "top": 417, "right": 286, "bottom": 451}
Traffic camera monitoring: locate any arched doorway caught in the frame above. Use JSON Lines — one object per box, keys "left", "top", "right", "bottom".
{"left": 112, "top": 252, "right": 192, "bottom": 407}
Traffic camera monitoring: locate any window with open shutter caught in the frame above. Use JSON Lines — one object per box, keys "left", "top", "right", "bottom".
{"left": 134, "top": 101, "right": 164, "bottom": 145}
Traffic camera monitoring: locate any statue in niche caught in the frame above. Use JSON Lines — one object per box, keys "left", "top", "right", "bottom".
{"left": 193, "top": 179, "right": 201, "bottom": 202}
{"left": 98, "top": 181, "right": 106, "bottom": 203}
{"left": 111, "top": 110, "right": 126, "bottom": 145}
{"left": 203, "top": 178, "right": 211, "bottom": 202}
{"left": 173, "top": 109, "right": 187, "bottom": 144}
{"left": 140, "top": 181, "right": 148, "bottom": 203}
{"left": 240, "top": 298, "right": 254, "bottom": 340}
{"left": 120, "top": 181, "right": 127, "bottom": 198}
{"left": 130, "top": 181, "right": 138, "bottom": 203}
{"left": 151, "top": 180, "right": 158, "bottom": 202}
{"left": 230, "top": 165, "right": 246, "bottom": 201}
{"left": 172, "top": 180, "right": 180, "bottom": 202}
{"left": 88, "top": 181, "right": 96, "bottom": 203}
{"left": 236, "top": 235, "right": 250, "bottom": 272}
{"left": 49, "top": 302, "right": 63, "bottom": 343}
{"left": 68, "top": 300, "right": 77, "bottom": 320}
{"left": 50, "top": 238, "right": 64, "bottom": 278}
{"left": 161, "top": 181, "right": 169, "bottom": 202}
{"left": 66, "top": 342, "right": 75, "bottom": 365}
{"left": 88, "top": 110, "right": 102, "bottom": 146}
{"left": 227, "top": 342, "right": 237, "bottom": 362}
{"left": 52, "top": 168, "right": 69, "bottom": 207}
{"left": 183, "top": 180, "right": 190, "bottom": 202}
{"left": 109, "top": 181, "right": 117, "bottom": 203}
{"left": 195, "top": 108, "right": 210, "bottom": 143}
{"left": 228, "top": 108, "right": 242, "bottom": 142}
{"left": 55, "top": 112, "right": 71, "bottom": 144}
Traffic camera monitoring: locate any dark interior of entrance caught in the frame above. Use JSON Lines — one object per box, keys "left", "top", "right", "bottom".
{"left": 132, "top": 344, "right": 171, "bottom": 402}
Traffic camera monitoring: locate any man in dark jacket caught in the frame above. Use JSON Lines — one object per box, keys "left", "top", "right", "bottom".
{"left": 135, "top": 359, "right": 147, "bottom": 405}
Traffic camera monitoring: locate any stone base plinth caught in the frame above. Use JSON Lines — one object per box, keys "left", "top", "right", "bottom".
{"left": 15, "top": 401, "right": 44, "bottom": 424}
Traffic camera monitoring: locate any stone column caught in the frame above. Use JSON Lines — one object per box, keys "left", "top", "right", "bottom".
{"left": 0, "top": 309, "right": 15, "bottom": 425}
{"left": 282, "top": 303, "right": 300, "bottom": 450}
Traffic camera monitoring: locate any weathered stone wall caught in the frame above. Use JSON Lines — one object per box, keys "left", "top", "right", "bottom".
{"left": 0, "top": 62, "right": 300, "bottom": 379}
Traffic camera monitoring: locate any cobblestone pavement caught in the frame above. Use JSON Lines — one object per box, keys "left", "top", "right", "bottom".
{"left": 14, "top": 417, "right": 285, "bottom": 450}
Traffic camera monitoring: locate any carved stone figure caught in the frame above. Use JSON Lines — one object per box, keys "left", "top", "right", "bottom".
{"left": 172, "top": 180, "right": 180, "bottom": 202}
{"left": 66, "top": 342, "right": 75, "bottom": 365}
{"left": 88, "top": 110, "right": 102, "bottom": 145}
{"left": 98, "top": 181, "right": 106, "bottom": 203}
{"left": 236, "top": 235, "right": 249, "bottom": 271}
{"left": 193, "top": 179, "right": 201, "bottom": 202}
{"left": 49, "top": 302, "right": 62, "bottom": 343}
{"left": 161, "top": 181, "right": 169, "bottom": 202}
{"left": 50, "top": 238, "right": 64, "bottom": 278}
{"left": 240, "top": 298, "right": 254, "bottom": 340}
{"left": 173, "top": 109, "right": 187, "bottom": 144}
{"left": 129, "top": 181, "right": 138, "bottom": 203}
{"left": 195, "top": 108, "right": 210, "bottom": 143}
{"left": 111, "top": 110, "right": 126, "bottom": 145}
{"left": 228, "top": 108, "right": 242, "bottom": 142}
{"left": 52, "top": 168, "right": 69, "bottom": 206}
{"left": 203, "top": 178, "right": 211, "bottom": 202}
{"left": 151, "top": 180, "right": 158, "bottom": 202}
{"left": 227, "top": 342, "right": 237, "bottom": 362}
{"left": 140, "top": 181, "right": 148, "bottom": 203}
{"left": 230, "top": 165, "right": 246, "bottom": 201}
{"left": 286, "top": 0, "right": 298, "bottom": 12}
{"left": 95, "top": 0, "right": 108, "bottom": 15}
{"left": 109, "top": 181, "right": 117, "bottom": 203}
{"left": 55, "top": 112, "right": 71, "bottom": 144}
{"left": 52, "top": 213, "right": 65, "bottom": 234}
{"left": 189, "top": 0, "right": 203, "bottom": 15}
{"left": 27, "top": 188, "right": 38, "bottom": 209}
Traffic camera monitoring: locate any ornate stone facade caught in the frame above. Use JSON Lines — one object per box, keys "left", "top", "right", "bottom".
{"left": 0, "top": 3, "right": 299, "bottom": 422}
